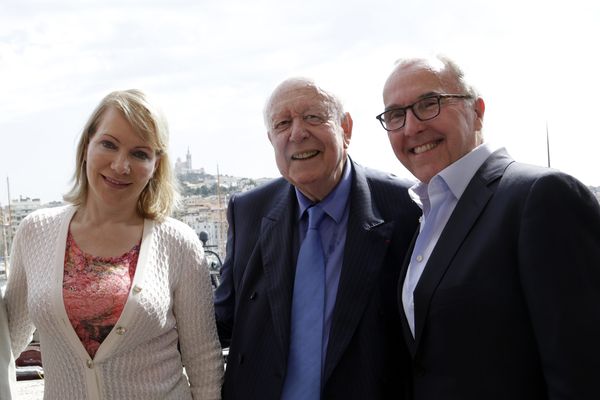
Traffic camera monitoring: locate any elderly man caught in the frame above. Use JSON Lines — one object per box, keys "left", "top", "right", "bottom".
{"left": 377, "top": 55, "right": 600, "bottom": 399}
{"left": 214, "top": 77, "right": 420, "bottom": 399}
{"left": 1, "top": 295, "right": 15, "bottom": 399}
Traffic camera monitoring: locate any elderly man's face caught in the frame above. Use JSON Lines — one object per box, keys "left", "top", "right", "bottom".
{"left": 383, "top": 64, "right": 484, "bottom": 183}
{"left": 266, "top": 82, "right": 352, "bottom": 201}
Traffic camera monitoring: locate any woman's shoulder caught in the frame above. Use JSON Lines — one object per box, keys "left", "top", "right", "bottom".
{"left": 12, "top": 205, "right": 73, "bottom": 247}
{"left": 151, "top": 216, "right": 199, "bottom": 245}
{"left": 19, "top": 204, "right": 74, "bottom": 230}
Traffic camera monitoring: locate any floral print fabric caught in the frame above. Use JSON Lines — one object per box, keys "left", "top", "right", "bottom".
{"left": 63, "top": 231, "right": 139, "bottom": 357}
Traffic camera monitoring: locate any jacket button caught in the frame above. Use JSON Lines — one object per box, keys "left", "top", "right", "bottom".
{"left": 249, "top": 292, "right": 257, "bottom": 300}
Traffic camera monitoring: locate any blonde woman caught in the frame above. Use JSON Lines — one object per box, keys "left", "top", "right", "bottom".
{"left": 5, "top": 89, "right": 223, "bottom": 399}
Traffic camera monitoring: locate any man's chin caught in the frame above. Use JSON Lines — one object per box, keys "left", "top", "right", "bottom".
{"left": 292, "top": 178, "right": 329, "bottom": 202}
{"left": 410, "top": 165, "right": 444, "bottom": 184}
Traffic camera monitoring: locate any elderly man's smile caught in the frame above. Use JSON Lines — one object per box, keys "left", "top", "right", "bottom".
{"left": 292, "top": 150, "right": 320, "bottom": 160}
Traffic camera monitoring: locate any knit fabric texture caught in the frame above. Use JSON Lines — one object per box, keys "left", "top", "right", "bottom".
{"left": 5, "top": 205, "right": 223, "bottom": 400}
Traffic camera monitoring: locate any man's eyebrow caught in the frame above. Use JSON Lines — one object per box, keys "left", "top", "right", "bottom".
{"left": 270, "top": 111, "right": 289, "bottom": 120}
{"left": 384, "top": 91, "right": 440, "bottom": 111}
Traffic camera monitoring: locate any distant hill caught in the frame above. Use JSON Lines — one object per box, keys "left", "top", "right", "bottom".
{"left": 176, "top": 170, "right": 272, "bottom": 197}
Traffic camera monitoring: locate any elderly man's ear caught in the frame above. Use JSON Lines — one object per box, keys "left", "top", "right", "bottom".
{"left": 341, "top": 112, "right": 353, "bottom": 149}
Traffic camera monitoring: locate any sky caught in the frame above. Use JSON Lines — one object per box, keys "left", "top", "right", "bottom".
{"left": 1, "top": 0, "right": 599, "bottom": 204}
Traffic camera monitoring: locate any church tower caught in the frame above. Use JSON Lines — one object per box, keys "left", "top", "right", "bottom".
{"left": 186, "top": 147, "right": 192, "bottom": 170}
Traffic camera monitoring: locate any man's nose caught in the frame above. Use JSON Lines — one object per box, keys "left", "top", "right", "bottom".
{"left": 289, "top": 117, "right": 309, "bottom": 142}
{"left": 402, "top": 109, "right": 425, "bottom": 137}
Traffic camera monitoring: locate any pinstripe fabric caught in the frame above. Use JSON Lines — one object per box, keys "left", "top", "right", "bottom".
{"left": 215, "top": 159, "right": 421, "bottom": 400}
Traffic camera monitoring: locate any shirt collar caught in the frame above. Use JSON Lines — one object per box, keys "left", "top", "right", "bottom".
{"left": 296, "top": 158, "right": 353, "bottom": 223}
{"left": 409, "top": 142, "right": 495, "bottom": 209}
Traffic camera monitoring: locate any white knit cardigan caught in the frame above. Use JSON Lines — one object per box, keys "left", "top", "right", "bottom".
{"left": 5, "top": 205, "right": 223, "bottom": 399}
{"left": 0, "top": 295, "right": 16, "bottom": 400}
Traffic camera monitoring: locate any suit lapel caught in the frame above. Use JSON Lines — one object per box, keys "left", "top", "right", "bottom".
{"left": 259, "top": 183, "right": 297, "bottom": 357}
{"left": 399, "top": 228, "right": 419, "bottom": 356}
{"left": 323, "top": 163, "right": 396, "bottom": 380}
{"left": 412, "top": 149, "right": 514, "bottom": 350}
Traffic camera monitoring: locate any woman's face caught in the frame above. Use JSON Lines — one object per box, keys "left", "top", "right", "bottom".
{"left": 84, "top": 106, "right": 159, "bottom": 213}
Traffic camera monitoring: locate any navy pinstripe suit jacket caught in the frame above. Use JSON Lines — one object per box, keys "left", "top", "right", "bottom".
{"left": 214, "top": 160, "right": 420, "bottom": 399}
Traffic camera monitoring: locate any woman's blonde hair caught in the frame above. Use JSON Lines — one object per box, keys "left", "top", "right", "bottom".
{"left": 63, "top": 89, "right": 179, "bottom": 220}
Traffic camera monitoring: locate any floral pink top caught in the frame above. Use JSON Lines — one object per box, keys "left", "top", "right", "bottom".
{"left": 63, "top": 231, "right": 140, "bottom": 358}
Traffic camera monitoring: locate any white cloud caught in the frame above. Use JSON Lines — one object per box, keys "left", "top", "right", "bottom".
{"left": 1, "top": 0, "right": 599, "bottom": 203}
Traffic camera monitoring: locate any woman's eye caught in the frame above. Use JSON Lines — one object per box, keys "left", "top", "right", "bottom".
{"left": 132, "top": 151, "right": 150, "bottom": 160}
{"left": 100, "top": 140, "right": 117, "bottom": 149}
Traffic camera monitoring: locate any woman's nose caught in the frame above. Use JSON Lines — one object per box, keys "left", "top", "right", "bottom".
{"left": 111, "top": 154, "right": 131, "bottom": 175}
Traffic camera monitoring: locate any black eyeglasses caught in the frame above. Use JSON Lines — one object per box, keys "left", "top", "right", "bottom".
{"left": 375, "top": 94, "right": 472, "bottom": 131}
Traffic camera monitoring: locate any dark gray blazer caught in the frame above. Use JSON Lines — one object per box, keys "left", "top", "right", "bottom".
{"left": 400, "top": 149, "right": 600, "bottom": 399}
{"left": 215, "top": 160, "right": 420, "bottom": 399}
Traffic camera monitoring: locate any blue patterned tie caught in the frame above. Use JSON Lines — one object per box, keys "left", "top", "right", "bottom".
{"left": 281, "top": 205, "right": 326, "bottom": 400}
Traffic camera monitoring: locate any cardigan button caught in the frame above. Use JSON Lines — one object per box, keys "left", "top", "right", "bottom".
{"left": 132, "top": 285, "right": 142, "bottom": 294}
{"left": 116, "top": 326, "right": 127, "bottom": 335}
{"left": 86, "top": 359, "right": 94, "bottom": 369}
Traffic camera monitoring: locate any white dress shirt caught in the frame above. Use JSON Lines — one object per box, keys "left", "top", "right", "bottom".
{"left": 402, "top": 143, "right": 494, "bottom": 336}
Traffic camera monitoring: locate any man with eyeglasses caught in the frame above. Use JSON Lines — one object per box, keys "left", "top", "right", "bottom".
{"left": 378, "top": 55, "right": 600, "bottom": 399}
{"left": 214, "top": 77, "right": 420, "bottom": 399}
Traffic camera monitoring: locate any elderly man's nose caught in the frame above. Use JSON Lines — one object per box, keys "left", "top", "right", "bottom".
{"left": 289, "top": 118, "right": 309, "bottom": 142}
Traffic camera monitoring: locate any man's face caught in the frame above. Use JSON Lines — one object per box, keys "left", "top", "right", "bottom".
{"left": 266, "top": 82, "right": 352, "bottom": 201}
{"left": 383, "top": 63, "right": 484, "bottom": 183}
